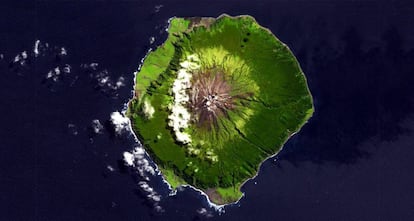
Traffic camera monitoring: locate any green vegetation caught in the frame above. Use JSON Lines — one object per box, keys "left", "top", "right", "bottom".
{"left": 127, "top": 15, "right": 314, "bottom": 205}
{"left": 215, "top": 186, "right": 244, "bottom": 204}
{"left": 160, "top": 166, "right": 187, "bottom": 189}
{"left": 132, "top": 18, "right": 191, "bottom": 103}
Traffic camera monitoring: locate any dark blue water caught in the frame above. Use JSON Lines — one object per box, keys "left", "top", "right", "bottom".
{"left": 1, "top": 1, "right": 414, "bottom": 220}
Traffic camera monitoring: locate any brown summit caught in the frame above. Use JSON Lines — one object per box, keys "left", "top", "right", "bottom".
{"left": 189, "top": 71, "right": 234, "bottom": 129}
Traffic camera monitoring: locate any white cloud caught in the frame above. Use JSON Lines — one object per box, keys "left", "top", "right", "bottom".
{"left": 80, "top": 62, "right": 99, "bottom": 70}
{"left": 123, "top": 152, "right": 134, "bottom": 166}
{"left": 13, "top": 51, "right": 28, "bottom": 66}
{"left": 167, "top": 54, "right": 200, "bottom": 144}
{"left": 91, "top": 119, "right": 104, "bottom": 134}
{"left": 154, "top": 4, "right": 163, "bottom": 13}
{"left": 63, "top": 64, "right": 71, "bottom": 74}
{"left": 197, "top": 207, "right": 214, "bottom": 218}
{"left": 60, "top": 47, "right": 67, "bottom": 56}
{"left": 133, "top": 146, "right": 145, "bottom": 156}
{"left": 46, "top": 66, "right": 61, "bottom": 82}
{"left": 138, "top": 181, "right": 164, "bottom": 212}
{"left": 128, "top": 146, "right": 156, "bottom": 178}
{"left": 54, "top": 67, "right": 61, "bottom": 75}
{"left": 13, "top": 55, "right": 20, "bottom": 63}
{"left": 143, "top": 99, "right": 155, "bottom": 119}
{"left": 33, "top": 40, "right": 40, "bottom": 56}
{"left": 21, "top": 51, "right": 28, "bottom": 59}
{"left": 88, "top": 69, "right": 125, "bottom": 98}
{"left": 67, "top": 123, "right": 78, "bottom": 135}
{"left": 106, "top": 165, "right": 115, "bottom": 172}
{"left": 110, "top": 111, "right": 130, "bottom": 135}
{"left": 116, "top": 76, "right": 125, "bottom": 88}
{"left": 123, "top": 145, "right": 164, "bottom": 212}
{"left": 149, "top": 36, "right": 155, "bottom": 44}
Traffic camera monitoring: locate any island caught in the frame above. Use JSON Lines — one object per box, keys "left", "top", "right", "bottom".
{"left": 127, "top": 14, "right": 314, "bottom": 205}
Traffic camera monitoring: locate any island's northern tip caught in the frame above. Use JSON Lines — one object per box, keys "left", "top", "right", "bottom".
{"left": 127, "top": 14, "right": 314, "bottom": 205}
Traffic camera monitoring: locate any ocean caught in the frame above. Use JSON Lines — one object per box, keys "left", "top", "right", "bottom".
{"left": 1, "top": 0, "right": 414, "bottom": 220}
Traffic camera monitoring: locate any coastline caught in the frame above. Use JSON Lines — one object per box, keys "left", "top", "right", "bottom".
{"left": 124, "top": 14, "right": 315, "bottom": 207}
